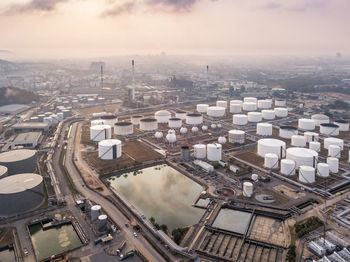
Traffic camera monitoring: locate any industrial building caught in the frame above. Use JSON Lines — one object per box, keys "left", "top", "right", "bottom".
{"left": 11, "top": 122, "right": 50, "bottom": 133}
{"left": 11, "top": 131, "right": 42, "bottom": 149}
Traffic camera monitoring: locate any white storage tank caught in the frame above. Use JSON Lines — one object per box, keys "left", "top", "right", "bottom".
{"left": 264, "top": 153, "right": 279, "bottom": 169}
{"left": 275, "top": 100, "right": 286, "bottom": 107}
{"left": 258, "top": 100, "right": 272, "bottom": 109}
{"left": 248, "top": 112, "right": 262, "bottom": 122}
{"left": 165, "top": 133, "right": 176, "bottom": 144}
{"left": 98, "top": 139, "right": 122, "bottom": 160}
{"left": 101, "top": 115, "right": 118, "bottom": 127}
{"left": 252, "top": 174, "right": 259, "bottom": 181}
{"left": 304, "top": 132, "right": 319, "bottom": 143}
{"left": 324, "top": 137, "right": 343, "bottom": 150}
{"left": 201, "top": 125, "right": 208, "bottom": 132}
{"left": 229, "top": 103, "right": 242, "bottom": 113}
{"left": 50, "top": 114, "right": 59, "bottom": 124}
{"left": 216, "top": 100, "right": 227, "bottom": 109}
{"left": 317, "top": 163, "right": 329, "bottom": 178}
{"left": 91, "top": 119, "right": 104, "bottom": 126}
{"left": 43, "top": 116, "right": 53, "bottom": 124}
{"left": 30, "top": 116, "right": 39, "bottom": 122}
{"left": 186, "top": 113, "right": 203, "bottom": 125}
{"left": 311, "top": 114, "right": 330, "bottom": 126}
{"left": 244, "top": 97, "right": 257, "bottom": 103}
{"left": 280, "top": 159, "right": 296, "bottom": 176}
{"left": 140, "top": 118, "right": 158, "bottom": 131}
{"left": 333, "top": 120, "right": 349, "bottom": 131}
{"left": 233, "top": 114, "right": 248, "bottom": 125}
{"left": 291, "top": 135, "right": 307, "bottom": 147}
{"left": 175, "top": 110, "right": 187, "bottom": 120}
{"left": 98, "top": 214, "right": 108, "bottom": 232}
{"left": 207, "top": 143, "right": 222, "bottom": 161}
{"left": 257, "top": 138, "right": 286, "bottom": 158}
{"left": 262, "top": 110, "right": 275, "bottom": 120}
{"left": 207, "top": 106, "right": 225, "bottom": 117}
{"left": 90, "top": 125, "right": 112, "bottom": 142}
{"left": 279, "top": 126, "right": 298, "bottom": 139}
{"left": 131, "top": 115, "right": 143, "bottom": 125}
{"left": 191, "top": 126, "right": 199, "bottom": 133}
{"left": 91, "top": 205, "right": 101, "bottom": 222}
{"left": 328, "top": 145, "right": 341, "bottom": 158}
{"left": 114, "top": 122, "right": 133, "bottom": 136}
{"left": 168, "top": 118, "right": 182, "bottom": 128}
{"left": 155, "top": 110, "right": 171, "bottom": 123}
{"left": 286, "top": 147, "right": 318, "bottom": 168}
{"left": 274, "top": 108, "right": 288, "bottom": 118}
{"left": 242, "top": 102, "right": 257, "bottom": 111}
{"left": 243, "top": 182, "right": 253, "bottom": 197}
{"left": 299, "top": 166, "right": 315, "bottom": 184}
{"left": 193, "top": 144, "right": 206, "bottom": 159}
{"left": 327, "top": 157, "right": 339, "bottom": 173}
{"left": 197, "top": 104, "right": 209, "bottom": 113}
{"left": 230, "top": 100, "right": 243, "bottom": 106}
{"left": 309, "top": 141, "right": 321, "bottom": 152}
{"left": 298, "top": 119, "right": 315, "bottom": 130}
{"left": 154, "top": 131, "right": 163, "bottom": 140}
{"left": 256, "top": 123, "right": 272, "bottom": 136}
{"left": 228, "top": 130, "right": 245, "bottom": 144}
{"left": 180, "top": 127, "right": 188, "bottom": 135}
{"left": 211, "top": 124, "right": 217, "bottom": 129}
{"left": 218, "top": 136, "right": 227, "bottom": 144}
{"left": 320, "top": 123, "right": 339, "bottom": 136}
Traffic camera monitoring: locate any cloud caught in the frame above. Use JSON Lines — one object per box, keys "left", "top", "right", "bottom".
{"left": 100, "top": 1, "right": 135, "bottom": 17}
{"left": 3, "top": 0, "right": 69, "bottom": 15}
{"left": 145, "top": 0, "right": 198, "bottom": 12}
{"left": 261, "top": 0, "right": 328, "bottom": 12}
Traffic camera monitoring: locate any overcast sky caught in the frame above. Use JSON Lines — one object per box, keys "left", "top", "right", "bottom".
{"left": 0, "top": 0, "right": 349, "bottom": 58}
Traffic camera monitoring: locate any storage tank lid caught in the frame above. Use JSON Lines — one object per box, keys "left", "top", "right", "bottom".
{"left": 187, "top": 113, "right": 202, "bottom": 117}
{"left": 0, "top": 149, "right": 36, "bottom": 163}
{"left": 114, "top": 121, "right": 132, "bottom": 126}
{"left": 0, "top": 173, "right": 42, "bottom": 194}
{"left": 100, "top": 115, "right": 117, "bottom": 120}
{"left": 140, "top": 118, "right": 157, "bottom": 122}
{"left": 320, "top": 123, "right": 339, "bottom": 128}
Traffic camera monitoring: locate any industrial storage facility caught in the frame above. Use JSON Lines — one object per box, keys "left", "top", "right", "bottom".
{"left": 131, "top": 115, "right": 143, "bottom": 125}
{"left": 286, "top": 147, "right": 318, "bottom": 168}
{"left": 98, "top": 139, "right": 122, "bottom": 160}
{"left": 257, "top": 138, "right": 286, "bottom": 158}
{"left": 186, "top": 113, "right": 203, "bottom": 125}
{"left": 155, "top": 110, "right": 171, "bottom": 123}
{"left": 90, "top": 125, "right": 112, "bottom": 142}
{"left": 0, "top": 149, "right": 37, "bottom": 175}
{"left": 114, "top": 122, "right": 134, "bottom": 136}
{"left": 140, "top": 118, "right": 158, "bottom": 131}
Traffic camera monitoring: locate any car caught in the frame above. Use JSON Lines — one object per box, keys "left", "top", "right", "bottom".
{"left": 23, "top": 248, "right": 29, "bottom": 256}
{"left": 133, "top": 232, "right": 138, "bottom": 238}
{"left": 125, "top": 223, "right": 129, "bottom": 227}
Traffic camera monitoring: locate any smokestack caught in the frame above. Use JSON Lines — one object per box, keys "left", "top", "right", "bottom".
{"left": 206, "top": 65, "right": 209, "bottom": 87}
{"left": 100, "top": 65, "right": 103, "bottom": 97}
{"left": 131, "top": 60, "right": 135, "bottom": 100}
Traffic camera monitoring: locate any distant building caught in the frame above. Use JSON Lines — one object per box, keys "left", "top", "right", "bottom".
{"left": 12, "top": 122, "right": 50, "bottom": 133}
{"left": 11, "top": 131, "right": 42, "bottom": 149}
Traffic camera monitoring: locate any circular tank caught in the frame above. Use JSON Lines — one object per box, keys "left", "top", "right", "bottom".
{"left": 154, "top": 131, "right": 163, "bottom": 139}
{"left": 194, "top": 144, "right": 206, "bottom": 159}
{"left": 252, "top": 174, "right": 259, "bottom": 181}
{"left": 274, "top": 108, "right": 288, "bottom": 118}
{"left": 333, "top": 120, "right": 349, "bottom": 132}
{"left": 155, "top": 110, "right": 171, "bottom": 123}
{"left": 280, "top": 159, "right": 296, "bottom": 176}
{"left": 233, "top": 114, "right": 248, "bottom": 125}
{"left": 218, "top": 136, "right": 227, "bottom": 144}
{"left": 257, "top": 139, "right": 286, "bottom": 158}
{"left": 131, "top": 115, "right": 143, "bottom": 125}
{"left": 50, "top": 114, "right": 59, "bottom": 124}
{"left": 286, "top": 147, "right": 318, "bottom": 168}
{"left": 216, "top": 100, "right": 227, "bottom": 108}
{"left": 309, "top": 141, "right": 321, "bottom": 152}
{"left": 262, "top": 110, "right": 275, "bottom": 120}
{"left": 299, "top": 166, "right": 315, "bottom": 184}
{"left": 175, "top": 110, "right": 187, "bottom": 120}
{"left": 211, "top": 124, "right": 217, "bottom": 129}
{"left": 90, "top": 125, "right": 112, "bottom": 142}
{"left": 168, "top": 118, "right": 182, "bottom": 128}
{"left": 243, "top": 182, "right": 253, "bottom": 197}
{"left": 275, "top": 100, "right": 286, "bottom": 107}
{"left": 100, "top": 115, "right": 118, "bottom": 127}
{"left": 311, "top": 114, "right": 329, "bottom": 126}
{"left": 229, "top": 103, "right": 241, "bottom": 113}
{"left": 114, "top": 122, "right": 133, "bottom": 136}
{"left": 257, "top": 123, "right": 272, "bottom": 136}
{"left": 320, "top": 123, "right": 339, "bottom": 136}
{"left": 207, "top": 143, "right": 222, "bottom": 161}
{"left": 91, "top": 119, "right": 104, "bottom": 126}
{"left": 202, "top": 125, "right": 208, "bottom": 132}
{"left": 140, "top": 118, "right": 158, "bottom": 131}
{"left": 324, "top": 137, "right": 343, "bottom": 150}
{"left": 91, "top": 205, "right": 101, "bottom": 221}
{"left": 180, "top": 127, "right": 188, "bottom": 134}
{"left": 43, "top": 116, "right": 52, "bottom": 124}
{"left": 0, "top": 165, "right": 8, "bottom": 178}
{"left": 197, "top": 104, "right": 209, "bottom": 113}
{"left": 317, "top": 163, "right": 329, "bottom": 178}
{"left": 166, "top": 133, "right": 176, "bottom": 144}
{"left": 291, "top": 135, "right": 307, "bottom": 147}
{"left": 207, "top": 106, "right": 225, "bottom": 117}
{"left": 98, "top": 139, "right": 122, "bottom": 160}
{"left": 328, "top": 145, "right": 341, "bottom": 158}
{"left": 228, "top": 130, "right": 245, "bottom": 144}
{"left": 279, "top": 126, "right": 298, "bottom": 139}
{"left": 327, "top": 157, "right": 339, "bottom": 173}
{"left": 191, "top": 126, "right": 199, "bottom": 133}
{"left": 230, "top": 100, "right": 243, "bottom": 106}
{"left": 98, "top": 214, "right": 108, "bottom": 232}
{"left": 248, "top": 112, "right": 262, "bottom": 122}
{"left": 304, "top": 132, "right": 319, "bottom": 143}
{"left": 298, "top": 119, "right": 315, "bottom": 130}
{"left": 186, "top": 113, "right": 203, "bottom": 125}
{"left": 258, "top": 100, "right": 272, "bottom": 109}
{"left": 242, "top": 102, "right": 257, "bottom": 111}
{"left": 244, "top": 97, "right": 257, "bottom": 103}
{"left": 0, "top": 149, "right": 36, "bottom": 175}
{"left": 264, "top": 153, "right": 279, "bottom": 169}
{"left": 0, "top": 173, "right": 43, "bottom": 216}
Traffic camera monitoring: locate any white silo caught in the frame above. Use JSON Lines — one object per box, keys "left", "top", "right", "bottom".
{"left": 280, "top": 159, "right": 296, "bottom": 176}
{"left": 154, "top": 131, "right": 163, "bottom": 141}
{"left": 194, "top": 144, "right": 206, "bottom": 159}
{"left": 244, "top": 97, "right": 257, "bottom": 103}
{"left": 140, "top": 118, "right": 158, "bottom": 131}
{"left": 242, "top": 102, "right": 257, "bottom": 111}
{"left": 243, "top": 182, "right": 253, "bottom": 197}
{"left": 299, "top": 166, "right": 315, "bottom": 184}
{"left": 207, "top": 143, "right": 222, "bottom": 161}
{"left": 168, "top": 118, "right": 182, "bottom": 128}
{"left": 264, "top": 153, "right": 279, "bottom": 169}
{"left": 309, "top": 141, "right": 321, "bottom": 152}
{"left": 211, "top": 124, "right": 217, "bottom": 129}
{"left": 317, "top": 163, "right": 329, "bottom": 178}
{"left": 286, "top": 147, "right": 318, "bottom": 168}
{"left": 304, "top": 132, "right": 319, "bottom": 143}
{"left": 191, "top": 126, "right": 199, "bottom": 133}
{"left": 217, "top": 123, "right": 222, "bottom": 128}
{"left": 291, "top": 135, "right": 307, "bottom": 147}
{"left": 252, "top": 174, "right": 259, "bottom": 181}
{"left": 258, "top": 100, "right": 272, "bottom": 109}
{"left": 91, "top": 205, "right": 101, "bottom": 222}
{"left": 262, "top": 110, "right": 275, "bottom": 120}
{"left": 155, "top": 110, "right": 171, "bottom": 123}
{"left": 197, "top": 104, "right": 209, "bottom": 113}
{"left": 324, "top": 137, "right": 343, "bottom": 150}
{"left": 279, "top": 126, "right": 298, "bottom": 139}
{"left": 327, "top": 157, "right": 339, "bottom": 173}
{"left": 333, "top": 120, "right": 349, "bottom": 131}
{"left": 230, "top": 100, "right": 243, "bottom": 106}
{"left": 328, "top": 145, "right": 341, "bottom": 158}
{"left": 186, "top": 113, "right": 203, "bottom": 125}
{"left": 98, "top": 214, "right": 108, "bottom": 232}
{"left": 114, "top": 122, "right": 133, "bottom": 136}
{"left": 131, "top": 115, "right": 143, "bottom": 125}
{"left": 180, "top": 127, "right": 188, "bottom": 135}
{"left": 202, "top": 125, "right": 208, "bottom": 132}
{"left": 311, "top": 114, "right": 329, "bottom": 126}
{"left": 90, "top": 125, "right": 112, "bottom": 142}
{"left": 228, "top": 130, "right": 245, "bottom": 144}
{"left": 207, "top": 106, "right": 225, "bottom": 117}
{"left": 98, "top": 139, "right": 122, "bottom": 160}
{"left": 91, "top": 119, "right": 104, "bottom": 126}
{"left": 248, "top": 112, "right": 262, "bottom": 122}
{"left": 233, "top": 114, "right": 248, "bottom": 125}
{"left": 175, "top": 110, "right": 187, "bottom": 120}
{"left": 298, "top": 119, "right": 315, "bottom": 130}
{"left": 256, "top": 123, "right": 272, "bottom": 136}
{"left": 216, "top": 100, "right": 227, "bottom": 108}
{"left": 274, "top": 108, "right": 288, "bottom": 118}
{"left": 257, "top": 138, "right": 286, "bottom": 158}
{"left": 101, "top": 115, "right": 118, "bottom": 128}
{"left": 229, "top": 103, "right": 242, "bottom": 113}
{"left": 275, "top": 100, "right": 286, "bottom": 107}
{"left": 320, "top": 123, "right": 339, "bottom": 136}
{"left": 218, "top": 136, "right": 227, "bottom": 144}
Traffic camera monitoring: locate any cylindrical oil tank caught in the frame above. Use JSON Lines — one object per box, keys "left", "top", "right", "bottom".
{"left": 186, "top": 113, "right": 203, "bottom": 125}
{"left": 274, "top": 108, "right": 288, "bottom": 118}
{"left": 256, "top": 123, "right": 272, "bottom": 136}
{"left": 91, "top": 119, "right": 104, "bottom": 126}
{"left": 275, "top": 100, "right": 286, "bottom": 107}
{"left": 309, "top": 141, "right": 321, "bottom": 152}
{"left": 191, "top": 126, "right": 199, "bottom": 133}
{"left": 91, "top": 205, "right": 101, "bottom": 222}
{"left": 333, "top": 120, "right": 349, "bottom": 131}
{"left": 228, "top": 130, "right": 245, "bottom": 144}
{"left": 327, "top": 157, "right": 339, "bottom": 173}
{"left": 286, "top": 147, "right": 318, "bottom": 168}
{"left": 304, "top": 132, "right": 319, "bottom": 143}
{"left": 114, "top": 122, "right": 133, "bottom": 136}
{"left": 258, "top": 100, "right": 272, "bottom": 109}
{"left": 131, "top": 115, "right": 143, "bottom": 125}
{"left": 0, "top": 173, "right": 43, "bottom": 216}
{"left": 311, "top": 114, "right": 329, "bottom": 126}
{"left": 0, "top": 165, "right": 8, "bottom": 179}
{"left": 248, "top": 112, "right": 262, "bottom": 122}
{"left": 30, "top": 116, "right": 39, "bottom": 122}
{"left": 168, "top": 118, "right": 182, "bottom": 128}
{"left": 244, "top": 97, "right": 257, "bottom": 103}
{"left": 207, "top": 143, "right": 222, "bottom": 161}
{"left": 140, "top": 118, "right": 158, "bottom": 131}
{"left": 0, "top": 149, "right": 36, "bottom": 175}
{"left": 230, "top": 103, "right": 242, "bottom": 113}
{"left": 317, "top": 163, "right": 329, "bottom": 178}
{"left": 243, "top": 182, "right": 253, "bottom": 197}
{"left": 262, "top": 110, "right": 275, "bottom": 120}
{"left": 193, "top": 144, "right": 206, "bottom": 159}
{"left": 98, "top": 139, "right": 122, "bottom": 160}
{"left": 90, "top": 125, "right": 112, "bottom": 142}
{"left": 98, "top": 214, "right": 108, "bottom": 232}
{"left": 181, "top": 146, "right": 191, "bottom": 161}
{"left": 202, "top": 125, "right": 208, "bottom": 132}
{"left": 257, "top": 139, "right": 286, "bottom": 158}
{"left": 197, "top": 104, "right": 209, "bottom": 113}
{"left": 264, "top": 153, "right": 279, "bottom": 169}
{"left": 298, "top": 119, "right": 315, "bottom": 130}
{"left": 233, "top": 114, "right": 248, "bottom": 125}
{"left": 328, "top": 145, "right": 341, "bottom": 158}
{"left": 280, "top": 159, "right": 296, "bottom": 176}
{"left": 175, "top": 110, "right": 187, "bottom": 120}
{"left": 155, "top": 110, "right": 171, "bottom": 123}
{"left": 242, "top": 102, "right": 257, "bottom": 111}
{"left": 279, "top": 126, "right": 298, "bottom": 139}
{"left": 180, "top": 127, "right": 188, "bottom": 135}
{"left": 43, "top": 116, "right": 52, "bottom": 124}
{"left": 216, "top": 100, "right": 227, "bottom": 108}
{"left": 230, "top": 100, "right": 243, "bottom": 106}
{"left": 299, "top": 166, "right": 315, "bottom": 184}
{"left": 291, "top": 135, "right": 307, "bottom": 147}
{"left": 320, "top": 123, "right": 339, "bottom": 136}
{"left": 324, "top": 137, "right": 343, "bottom": 150}
{"left": 207, "top": 106, "right": 225, "bottom": 117}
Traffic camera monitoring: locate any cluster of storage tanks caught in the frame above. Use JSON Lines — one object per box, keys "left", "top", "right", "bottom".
{"left": 90, "top": 204, "right": 108, "bottom": 232}
{"left": 32, "top": 106, "right": 71, "bottom": 124}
